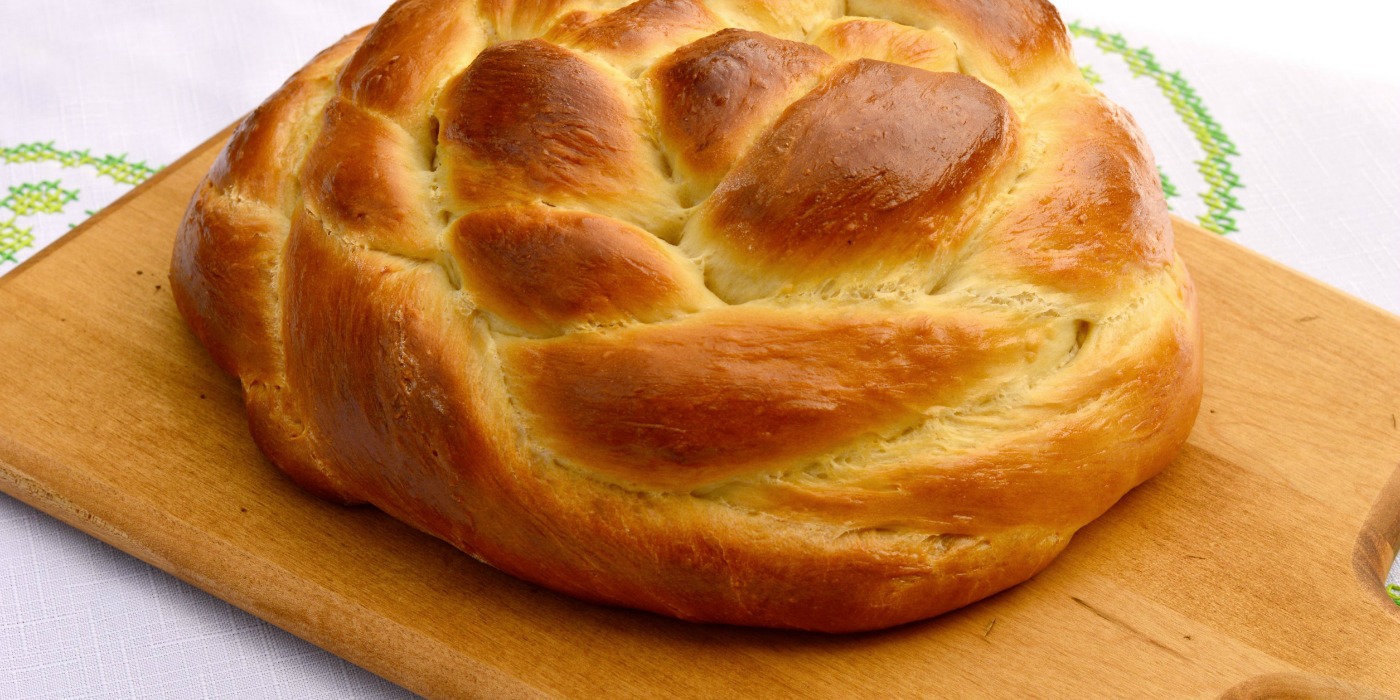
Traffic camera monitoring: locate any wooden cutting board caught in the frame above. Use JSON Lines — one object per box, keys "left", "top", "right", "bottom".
{"left": 2, "top": 128, "right": 1398, "bottom": 699}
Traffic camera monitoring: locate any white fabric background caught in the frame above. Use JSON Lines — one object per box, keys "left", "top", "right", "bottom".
{"left": 1, "top": 1, "right": 1397, "bottom": 697}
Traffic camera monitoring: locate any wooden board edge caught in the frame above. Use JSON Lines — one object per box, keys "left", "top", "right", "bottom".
{"left": 1355, "top": 461, "right": 1400, "bottom": 624}
{"left": 1220, "top": 672, "right": 1400, "bottom": 700}
{"left": 0, "top": 429, "right": 548, "bottom": 700}
{"left": 0, "top": 125, "right": 235, "bottom": 284}
{"left": 1172, "top": 218, "right": 1400, "bottom": 326}
{"left": 1173, "top": 220, "right": 1400, "bottom": 629}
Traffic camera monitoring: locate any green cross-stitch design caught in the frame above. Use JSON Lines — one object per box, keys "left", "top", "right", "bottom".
{"left": 0, "top": 179, "right": 83, "bottom": 264}
{"left": 1079, "top": 63, "right": 1104, "bottom": 86}
{"left": 0, "top": 217, "right": 34, "bottom": 264}
{"left": 1158, "top": 167, "right": 1178, "bottom": 207}
{"left": 1069, "top": 22, "right": 1244, "bottom": 235}
{"left": 0, "top": 180, "right": 80, "bottom": 264}
{"left": 0, "top": 142, "right": 160, "bottom": 186}
{"left": 0, "top": 143, "right": 161, "bottom": 265}
{"left": 2, "top": 180, "right": 80, "bottom": 217}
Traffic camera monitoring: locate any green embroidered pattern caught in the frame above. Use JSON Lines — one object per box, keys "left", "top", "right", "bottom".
{"left": 0, "top": 142, "right": 159, "bottom": 187}
{"left": 2, "top": 180, "right": 80, "bottom": 217}
{"left": 1158, "top": 168, "right": 1179, "bottom": 204}
{"left": 0, "top": 217, "right": 34, "bottom": 264}
{"left": 1389, "top": 584, "right": 1400, "bottom": 607}
{"left": 0, "top": 181, "right": 81, "bottom": 264}
{"left": 1069, "top": 22, "right": 1244, "bottom": 235}
{"left": 1079, "top": 63, "right": 1104, "bottom": 86}
{"left": 0, "top": 143, "right": 161, "bottom": 266}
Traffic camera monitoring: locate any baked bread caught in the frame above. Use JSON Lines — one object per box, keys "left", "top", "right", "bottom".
{"left": 171, "top": 0, "right": 1202, "bottom": 632}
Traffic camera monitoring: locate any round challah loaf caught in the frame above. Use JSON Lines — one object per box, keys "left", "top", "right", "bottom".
{"left": 171, "top": 0, "right": 1202, "bottom": 632}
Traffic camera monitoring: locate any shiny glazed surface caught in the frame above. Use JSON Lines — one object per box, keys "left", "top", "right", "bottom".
{"left": 170, "top": 0, "right": 1202, "bottom": 631}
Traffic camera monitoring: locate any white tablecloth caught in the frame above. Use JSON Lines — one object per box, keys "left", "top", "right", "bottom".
{"left": 2, "top": 1, "right": 1397, "bottom": 697}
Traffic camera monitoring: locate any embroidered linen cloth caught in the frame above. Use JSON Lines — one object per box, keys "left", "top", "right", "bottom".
{"left": 2, "top": 1, "right": 1397, "bottom": 696}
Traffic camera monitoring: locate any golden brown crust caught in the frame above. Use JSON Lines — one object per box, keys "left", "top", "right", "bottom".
{"left": 809, "top": 17, "right": 958, "bottom": 72}
{"left": 171, "top": 30, "right": 374, "bottom": 505}
{"left": 439, "top": 38, "right": 682, "bottom": 234}
{"left": 447, "top": 205, "right": 711, "bottom": 334}
{"left": 204, "top": 28, "right": 366, "bottom": 207}
{"left": 481, "top": 0, "right": 585, "bottom": 40}
{"left": 702, "top": 0, "right": 843, "bottom": 39}
{"left": 337, "top": 0, "right": 486, "bottom": 126}
{"left": 648, "top": 28, "right": 831, "bottom": 201}
{"left": 688, "top": 57, "right": 1019, "bottom": 300}
{"left": 172, "top": 27, "right": 362, "bottom": 368}
{"left": 171, "top": 0, "right": 1203, "bottom": 632}
{"left": 974, "top": 92, "right": 1174, "bottom": 294}
{"left": 544, "top": 0, "right": 722, "bottom": 75}
{"left": 847, "top": 0, "right": 1072, "bottom": 82}
{"left": 499, "top": 307, "right": 1026, "bottom": 488}
{"left": 302, "top": 98, "right": 437, "bottom": 256}
{"left": 440, "top": 39, "right": 638, "bottom": 198}
{"left": 170, "top": 188, "right": 283, "bottom": 377}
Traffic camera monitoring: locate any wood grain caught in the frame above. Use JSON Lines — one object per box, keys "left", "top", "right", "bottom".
{"left": 1, "top": 131, "right": 1398, "bottom": 698}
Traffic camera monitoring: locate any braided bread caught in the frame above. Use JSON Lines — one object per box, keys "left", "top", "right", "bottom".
{"left": 171, "top": 0, "right": 1202, "bottom": 632}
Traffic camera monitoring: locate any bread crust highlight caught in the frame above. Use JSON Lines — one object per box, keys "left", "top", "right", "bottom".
{"left": 171, "top": 0, "right": 1202, "bottom": 632}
